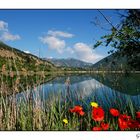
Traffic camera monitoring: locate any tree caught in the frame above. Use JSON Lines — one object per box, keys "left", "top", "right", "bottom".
{"left": 94, "top": 10, "right": 140, "bottom": 70}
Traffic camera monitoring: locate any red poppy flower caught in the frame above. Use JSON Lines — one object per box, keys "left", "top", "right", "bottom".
{"left": 110, "top": 108, "right": 120, "bottom": 117}
{"left": 92, "top": 126, "right": 102, "bottom": 131}
{"left": 70, "top": 105, "right": 85, "bottom": 116}
{"left": 118, "top": 114, "right": 131, "bottom": 130}
{"left": 79, "top": 110, "right": 85, "bottom": 116}
{"left": 128, "top": 120, "right": 140, "bottom": 129}
{"left": 136, "top": 112, "right": 140, "bottom": 119}
{"left": 70, "top": 106, "right": 82, "bottom": 112}
{"left": 92, "top": 107, "right": 104, "bottom": 121}
{"left": 118, "top": 117, "right": 128, "bottom": 130}
{"left": 101, "top": 122, "right": 109, "bottom": 130}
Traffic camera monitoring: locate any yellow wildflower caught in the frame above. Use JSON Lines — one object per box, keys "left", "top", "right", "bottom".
{"left": 63, "top": 119, "right": 68, "bottom": 124}
{"left": 91, "top": 102, "right": 98, "bottom": 108}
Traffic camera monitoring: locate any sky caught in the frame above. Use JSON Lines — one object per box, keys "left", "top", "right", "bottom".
{"left": 0, "top": 10, "right": 126, "bottom": 64}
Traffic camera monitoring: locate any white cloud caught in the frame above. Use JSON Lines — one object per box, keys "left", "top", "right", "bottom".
{"left": 0, "top": 20, "right": 21, "bottom": 42}
{"left": 39, "top": 30, "right": 74, "bottom": 53}
{"left": 65, "top": 47, "right": 74, "bottom": 54}
{"left": 24, "top": 50, "right": 30, "bottom": 54}
{"left": 39, "top": 36, "right": 65, "bottom": 53}
{"left": 48, "top": 30, "right": 74, "bottom": 38}
{"left": 73, "top": 42, "right": 103, "bottom": 63}
{"left": 0, "top": 32, "right": 20, "bottom": 41}
{"left": 0, "top": 20, "right": 8, "bottom": 31}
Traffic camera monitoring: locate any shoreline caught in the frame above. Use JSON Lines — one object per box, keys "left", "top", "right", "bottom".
{"left": 1, "top": 70, "right": 140, "bottom": 76}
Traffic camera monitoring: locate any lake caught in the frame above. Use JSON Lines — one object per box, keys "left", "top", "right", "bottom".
{"left": 16, "top": 73, "right": 140, "bottom": 111}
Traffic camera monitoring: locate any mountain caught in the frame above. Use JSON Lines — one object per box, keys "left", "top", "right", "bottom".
{"left": 45, "top": 58, "right": 93, "bottom": 68}
{"left": 92, "top": 53, "right": 128, "bottom": 71}
{"left": 0, "top": 42, "right": 57, "bottom": 72}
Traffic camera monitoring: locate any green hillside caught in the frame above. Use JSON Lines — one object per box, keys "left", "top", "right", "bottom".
{"left": 0, "top": 42, "right": 57, "bottom": 73}
{"left": 92, "top": 53, "right": 130, "bottom": 71}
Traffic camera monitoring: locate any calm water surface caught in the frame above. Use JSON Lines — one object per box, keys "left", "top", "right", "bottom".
{"left": 16, "top": 73, "right": 140, "bottom": 110}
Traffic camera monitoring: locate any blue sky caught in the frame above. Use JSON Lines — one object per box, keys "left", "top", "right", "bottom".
{"left": 0, "top": 10, "right": 125, "bottom": 64}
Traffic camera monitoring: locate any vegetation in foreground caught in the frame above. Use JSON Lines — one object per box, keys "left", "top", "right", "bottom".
{"left": 0, "top": 94, "right": 140, "bottom": 131}
{"left": 0, "top": 72, "right": 140, "bottom": 131}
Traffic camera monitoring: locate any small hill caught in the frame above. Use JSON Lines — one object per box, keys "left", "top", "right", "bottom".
{"left": 45, "top": 58, "right": 93, "bottom": 68}
{"left": 0, "top": 42, "right": 57, "bottom": 72}
{"left": 92, "top": 53, "right": 128, "bottom": 71}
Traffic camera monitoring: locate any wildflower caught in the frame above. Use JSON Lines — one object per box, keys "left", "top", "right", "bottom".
{"left": 110, "top": 108, "right": 120, "bottom": 117}
{"left": 92, "top": 107, "right": 104, "bottom": 121}
{"left": 70, "top": 106, "right": 82, "bottom": 112}
{"left": 79, "top": 111, "right": 85, "bottom": 116}
{"left": 118, "top": 114, "right": 131, "bottom": 130}
{"left": 118, "top": 117, "right": 128, "bottom": 130}
{"left": 70, "top": 105, "right": 85, "bottom": 116}
{"left": 127, "top": 119, "right": 140, "bottom": 129}
{"left": 101, "top": 122, "right": 109, "bottom": 130}
{"left": 136, "top": 112, "right": 140, "bottom": 119}
{"left": 91, "top": 102, "right": 98, "bottom": 108}
{"left": 92, "top": 126, "right": 102, "bottom": 131}
{"left": 63, "top": 119, "right": 68, "bottom": 124}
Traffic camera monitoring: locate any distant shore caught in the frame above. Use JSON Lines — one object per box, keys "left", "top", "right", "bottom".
{"left": 1, "top": 70, "right": 140, "bottom": 76}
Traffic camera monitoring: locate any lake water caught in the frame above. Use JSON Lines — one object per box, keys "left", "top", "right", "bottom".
{"left": 16, "top": 73, "right": 140, "bottom": 111}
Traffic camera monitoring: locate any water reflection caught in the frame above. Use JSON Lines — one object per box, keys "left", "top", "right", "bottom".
{"left": 16, "top": 74, "right": 140, "bottom": 110}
